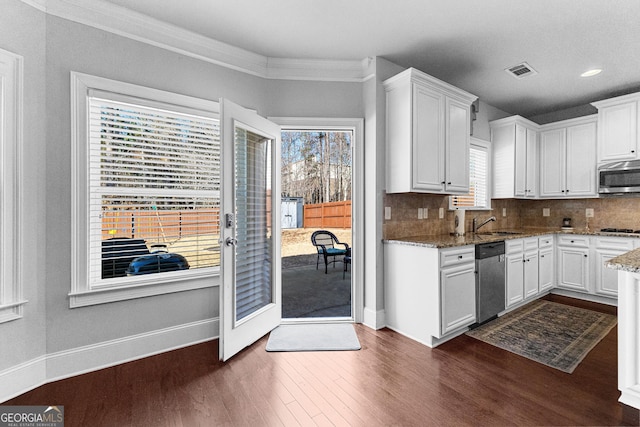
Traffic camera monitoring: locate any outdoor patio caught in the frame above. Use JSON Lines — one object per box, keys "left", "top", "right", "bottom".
{"left": 282, "top": 253, "right": 351, "bottom": 318}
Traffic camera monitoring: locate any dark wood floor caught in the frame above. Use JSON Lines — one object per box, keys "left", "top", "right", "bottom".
{"left": 6, "top": 295, "right": 628, "bottom": 426}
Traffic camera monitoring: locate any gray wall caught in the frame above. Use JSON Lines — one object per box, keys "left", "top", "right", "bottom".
{"left": 0, "top": 0, "right": 47, "bottom": 373}
{"left": 1, "top": 0, "right": 510, "bottom": 388}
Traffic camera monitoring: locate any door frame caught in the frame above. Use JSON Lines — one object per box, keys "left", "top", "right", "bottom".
{"left": 269, "top": 117, "right": 364, "bottom": 323}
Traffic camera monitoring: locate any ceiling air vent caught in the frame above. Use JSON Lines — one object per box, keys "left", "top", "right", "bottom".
{"left": 505, "top": 62, "right": 538, "bottom": 79}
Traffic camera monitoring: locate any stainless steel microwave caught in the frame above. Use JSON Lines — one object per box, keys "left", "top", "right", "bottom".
{"left": 599, "top": 160, "right": 640, "bottom": 195}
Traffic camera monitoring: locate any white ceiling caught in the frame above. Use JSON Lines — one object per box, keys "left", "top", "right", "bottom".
{"left": 100, "top": 0, "right": 640, "bottom": 119}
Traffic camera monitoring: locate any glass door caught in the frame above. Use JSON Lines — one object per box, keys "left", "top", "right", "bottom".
{"left": 219, "top": 99, "right": 281, "bottom": 361}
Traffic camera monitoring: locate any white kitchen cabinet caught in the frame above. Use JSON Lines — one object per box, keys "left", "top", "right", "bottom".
{"left": 594, "top": 237, "right": 635, "bottom": 298}
{"left": 384, "top": 242, "right": 476, "bottom": 348}
{"left": 556, "top": 235, "right": 590, "bottom": 292}
{"left": 506, "top": 245, "right": 524, "bottom": 308}
{"left": 441, "top": 261, "right": 476, "bottom": 335}
{"left": 592, "top": 93, "right": 640, "bottom": 163}
{"left": 538, "top": 235, "right": 555, "bottom": 293}
{"left": 506, "top": 237, "right": 540, "bottom": 308}
{"left": 384, "top": 67, "right": 477, "bottom": 194}
{"left": 539, "top": 116, "right": 597, "bottom": 198}
{"left": 491, "top": 116, "right": 538, "bottom": 198}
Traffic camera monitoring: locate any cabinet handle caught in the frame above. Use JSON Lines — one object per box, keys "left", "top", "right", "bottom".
{"left": 458, "top": 255, "right": 463, "bottom": 259}
{"left": 441, "top": 181, "right": 446, "bottom": 185}
{"left": 566, "top": 189, "right": 570, "bottom": 193}
{"left": 570, "top": 240, "right": 574, "bottom": 243}
{"left": 584, "top": 254, "right": 588, "bottom": 258}
{"left": 447, "top": 182, "right": 452, "bottom": 185}
{"left": 561, "top": 190, "right": 565, "bottom": 193}
{"left": 632, "top": 150, "right": 636, "bottom": 153}
{"left": 541, "top": 255, "right": 544, "bottom": 258}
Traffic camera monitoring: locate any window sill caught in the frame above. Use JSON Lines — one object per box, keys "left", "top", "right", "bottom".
{"left": 69, "top": 272, "right": 219, "bottom": 308}
{"left": 0, "top": 300, "right": 28, "bottom": 324}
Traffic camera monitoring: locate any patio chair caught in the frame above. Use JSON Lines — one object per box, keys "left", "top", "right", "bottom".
{"left": 311, "top": 230, "right": 350, "bottom": 274}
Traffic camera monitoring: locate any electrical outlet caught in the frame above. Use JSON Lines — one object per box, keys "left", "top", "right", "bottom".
{"left": 439, "top": 207, "right": 444, "bottom": 219}
{"left": 543, "top": 208, "right": 550, "bottom": 217}
{"left": 423, "top": 208, "right": 428, "bottom": 219}
{"left": 502, "top": 208, "right": 507, "bottom": 217}
{"left": 384, "top": 206, "right": 391, "bottom": 220}
{"left": 418, "top": 208, "right": 423, "bottom": 220}
{"left": 586, "top": 208, "right": 594, "bottom": 218}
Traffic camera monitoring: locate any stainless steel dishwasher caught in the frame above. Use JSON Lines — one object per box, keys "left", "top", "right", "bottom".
{"left": 474, "top": 241, "right": 506, "bottom": 325}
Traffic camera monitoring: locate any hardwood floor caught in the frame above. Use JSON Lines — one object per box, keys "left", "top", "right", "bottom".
{"left": 6, "top": 296, "right": 627, "bottom": 426}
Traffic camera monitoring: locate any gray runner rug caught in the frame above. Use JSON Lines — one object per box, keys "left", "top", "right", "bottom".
{"left": 266, "top": 323, "right": 361, "bottom": 352}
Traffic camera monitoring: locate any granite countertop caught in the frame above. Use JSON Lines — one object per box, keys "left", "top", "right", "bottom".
{"left": 606, "top": 249, "right": 640, "bottom": 273}
{"left": 384, "top": 228, "right": 640, "bottom": 249}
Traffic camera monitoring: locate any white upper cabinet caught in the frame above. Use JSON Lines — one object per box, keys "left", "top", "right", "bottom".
{"left": 385, "top": 68, "right": 477, "bottom": 194}
{"left": 592, "top": 93, "right": 640, "bottom": 163}
{"left": 539, "top": 116, "right": 597, "bottom": 198}
{"left": 490, "top": 116, "right": 538, "bottom": 199}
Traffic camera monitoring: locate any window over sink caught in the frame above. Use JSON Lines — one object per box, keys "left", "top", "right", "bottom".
{"left": 450, "top": 138, "right": 491, "bottom": 210}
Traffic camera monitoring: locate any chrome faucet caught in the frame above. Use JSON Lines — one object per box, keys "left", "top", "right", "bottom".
{"left": 473, "top": 215, "right": 496, "bottom": 233}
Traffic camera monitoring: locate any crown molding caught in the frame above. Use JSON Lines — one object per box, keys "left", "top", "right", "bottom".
{"left": 22, "top": 0, "right": 368, "bottom": 82}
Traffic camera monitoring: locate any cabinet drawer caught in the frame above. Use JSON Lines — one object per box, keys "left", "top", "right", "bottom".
{"left": 595, "top": 236, "right": 635, "bottom": 251}
{"left": 440, "top": 246, "right": 475, "bottom": 267}
{"left": 505, "top": 239, "right": 524, "bottom": 254}
{"left": 538, "top": 235, "right": 554, "bottom": 248}
{"left": 557, "top": 235, "right": 590, "bottom": 248}
{"left": 523, "top": 237, "right": 538, "bottom": 252}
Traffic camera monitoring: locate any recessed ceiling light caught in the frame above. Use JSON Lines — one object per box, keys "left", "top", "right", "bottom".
{"left": 581, "top": 69, "right": 602, "bottom": 77}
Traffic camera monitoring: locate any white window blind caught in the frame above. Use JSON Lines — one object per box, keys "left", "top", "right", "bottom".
{"left": 451, "top": 143, "right": 490, "bottom": 209}
{"left": 88, "top": 96, "right": 221, "bottom": 286}
{"left": 234, "top": 127, "right": 273, "bottom": 321}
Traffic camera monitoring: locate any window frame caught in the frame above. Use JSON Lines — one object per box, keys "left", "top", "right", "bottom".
{"left": 0, "top": 48, "right": 26, "bottom": 323}
{"left": 449, "top": 137, "right": 492, "bottom": 211}
{"left": 70, "top": 72, "right": 220, "bottom": 308}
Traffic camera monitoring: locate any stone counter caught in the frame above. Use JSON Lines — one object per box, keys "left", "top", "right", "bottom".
{"left": 384, "top": 228, "right": 634, "bottom": 249}
{"left": 606, "top": 248, "right": 640, "bottom": 273}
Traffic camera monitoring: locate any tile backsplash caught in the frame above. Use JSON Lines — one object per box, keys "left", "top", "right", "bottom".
{"left": 383, "top": 193, "right": 640, "bottom": 239}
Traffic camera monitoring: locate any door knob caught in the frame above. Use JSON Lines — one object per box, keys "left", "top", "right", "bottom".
{"left": 225, "top": 237, "right": 237, "bottom": 246}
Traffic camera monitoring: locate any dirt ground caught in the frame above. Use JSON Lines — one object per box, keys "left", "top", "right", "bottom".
{"left": 281, "top": 228, "right": 352, "bottom": 257}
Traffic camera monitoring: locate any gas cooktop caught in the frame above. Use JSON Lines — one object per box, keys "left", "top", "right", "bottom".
{"left": 600, "top": 228, "right": 640, "bottom": 234}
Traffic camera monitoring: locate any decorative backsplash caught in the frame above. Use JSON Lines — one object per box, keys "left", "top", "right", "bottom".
{"left": 383, "top": 193, "right": 640, "bottom": 239}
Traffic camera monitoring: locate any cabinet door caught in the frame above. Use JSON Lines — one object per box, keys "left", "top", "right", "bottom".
{"left": 413, "top": 85, "right": 445, "bottom": 191}
{"left": 514, "top": 124, "right": 527, "bottom": 197}
{"left": 557, "top": 247, "right": 590, "bottom": 292}
{"left": 441, "top": 262, "right": 476, "bottom": 335}
{"left": 539, "top": 246, "right": 554, "bottom": 292}
{"left": 594, "top": 249, "right": 621, "bottom": 297}
{"left": 445, "top": 97, "right": 470, "bottom": 193}
{"left": 566, "top": 122, "right": 597, "bottom": 197}
{"left": 524, "top": 250, "right": 539, "bottom": 298}
{"left": 598, "top": 101, "right": 638, "bottom": 162}
{"left": 506, "top": 253, "right": 524, "bottom": 307}
{"left": 539, "top": 129, "right": 566, "bottom": 197}
{"left": 525, "top": 128, "right": 538, "bottom": 197}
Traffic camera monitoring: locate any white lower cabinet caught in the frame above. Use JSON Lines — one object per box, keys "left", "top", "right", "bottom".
{"left": 441, "top": 262, "right": 476, "bottom": 335}
{"left": 557, "top": 235, "right": 590, "bottom": 292}
{"left": 594, "top": 237, "right": 635, "bottom": 297}
{"left": 506, "top": 237, "right": 548, "bottom": 308}
{"left": 506, "top": 239, "right": 525, "bottom": 308}
{"left": 538, "top": 235, "right": 555, "bottom": 292}
{"left": 384, "top": 243, "right": 475, "bottom": 347}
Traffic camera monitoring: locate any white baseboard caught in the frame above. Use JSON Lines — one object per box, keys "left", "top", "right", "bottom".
{"left": 1, "top": 318, "right": 219, "bottom": 403}
{"left": 0, "top": 356, "right": 47, "bottom": 403}
{"left": 362, "top": 307, "right": 386, "bottom": 330}
{"left": 550, "top": 289, "right": 618, "bottom": 306}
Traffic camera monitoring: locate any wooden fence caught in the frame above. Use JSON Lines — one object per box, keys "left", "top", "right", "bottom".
{"left": 102, "top": 209, "right": 220, "bottom": 241}
{"left": 303, "top": 201, "right": 351, "bottom": 229}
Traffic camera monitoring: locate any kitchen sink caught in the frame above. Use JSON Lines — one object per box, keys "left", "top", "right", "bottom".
{"left": 477, "top": 231, "right": 523, "bottom": 236}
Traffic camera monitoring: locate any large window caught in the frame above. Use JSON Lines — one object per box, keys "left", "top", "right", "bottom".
{"left": 0, "top": 48, "right": 25, "bottom": 323}
{"left": 450, "top": 138, "right": 491, "bottom": 210}
{"left": 71, "top": 73, "right": 220, "bottom": 307}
